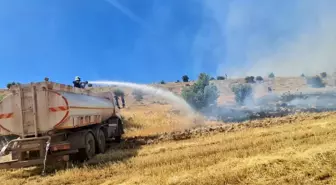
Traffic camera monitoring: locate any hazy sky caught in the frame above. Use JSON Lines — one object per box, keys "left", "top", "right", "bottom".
{"left": 0, "top": 0, "right": 335, "bottom": 87}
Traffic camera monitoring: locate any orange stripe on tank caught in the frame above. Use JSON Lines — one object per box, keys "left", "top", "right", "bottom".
{"left": 69, "top": 106, "right": 114, "bottom": 110}
{"left": 0, "top": 113, "right": 13, "bottom": 119}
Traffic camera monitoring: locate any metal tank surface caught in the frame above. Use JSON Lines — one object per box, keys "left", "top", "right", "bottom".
{"left": 0, "top": 79, "right": 124, "bottom": 170}
{"left": 0, "top": 80, "right": 118, "bottom": 137}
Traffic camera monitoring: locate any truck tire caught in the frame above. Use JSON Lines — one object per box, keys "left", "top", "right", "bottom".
{"left": 97, "top": 129, "right": 106, "bottom": 153}
{"left": 78, "top": 132, "right": 96, "bottom": 161}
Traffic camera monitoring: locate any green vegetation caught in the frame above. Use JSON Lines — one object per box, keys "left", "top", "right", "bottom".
{"left": 216, "top": 76, "right": 225, "bottom": 80}
{"left": 181, "top": 73, "right": 219, "bottom": 110}
{"left": 256, "top": 76, "right": 263, "bottom": 82}
{"left": 244, "top": 76, "right": 255, "bottom": 83}
{"left": 306, "top": 76, "right": 325, "bottom": 88}
{"left": 160, "top": 80, "right": 165, "bottom": 84}
{"left": 113, "top": 89, "right": 125, "bottom": 97}
{"left": 132, "top": 89, "right": 144, "bottom": 102}
{"left": 182, "top": 75, "right": 189, "bottom": 82}
{"left": 320, "top": 72, "right": 327, "bottom": 78}
{"left": 268, "top": 72, "right": 275, "bottom": 78}
{"left": 231, "top": 83, "right": 253, "bottom": 105}
{"left": 6, "top": 82, "right": 18, "bottom": 89}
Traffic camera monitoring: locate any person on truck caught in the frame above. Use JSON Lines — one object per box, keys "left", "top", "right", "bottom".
{"left": 73, "top": 76, "right": 88, "bottom": 89}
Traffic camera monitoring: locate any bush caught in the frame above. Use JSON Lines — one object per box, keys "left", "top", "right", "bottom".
{"left": 231, "top": 84, "right": 253, "bottom": 105}
{"left": 182, "top": 75, "right": 189, "bottom": 82}
{"left": 175, "top": 80, "right": 180, "bottom": 83}
{"left": 301, "top": 73, "right": 305, "bottom": 77}
{"left": 7, "top": 82, "right": 17, "bottom": 89}
{"left": 256, "top": 76, "right": 263, "bottom": 82}
{"left": 268, "top": 72, "right": 275, "bottom": 78}
{"left": 87, "top": 84, "right": 93, "bottom": 87}
{"left": 113, "top": 89, "right": 125, "bottom": 97}
{"left": 244, "top": 76, "right": 255, "bottom": 83}
{"left": 132, "top": 89, "right": 144, "bottom": 101}
{"left": 160, "top": 80, "right": 165, "bottom": 84}
{"left": 181, "top": 73, "right": 219, "bottom": 110}
{"left": 306, "top": 76, "right": 325, "bottom": 88}
{"left": 210, "top": 77, "right": 215, "bottom": 81}
{"left": 320, "top": 72, "right": 327, "bottom": 78}
{"left": 216, "top": 76, "right": 225, "bottom": 80}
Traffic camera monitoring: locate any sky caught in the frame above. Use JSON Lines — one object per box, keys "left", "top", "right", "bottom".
{"left": 0, "top": 0, "right": 336, "bottom": 87}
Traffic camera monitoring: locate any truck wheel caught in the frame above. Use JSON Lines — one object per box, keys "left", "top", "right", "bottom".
{"left": 97, "top": 129, "right": 106, "bottom": 153}
{"left": 78, "top": 132, "right": 96, "bottom": 161}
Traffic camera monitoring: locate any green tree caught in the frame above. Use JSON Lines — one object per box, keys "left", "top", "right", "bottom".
{"left": 320, "top": 72, "right": 327, "bottom": 78}
{"left": 268, "top": 72, "right": 275, "bottom": 78}
{"left": 7, "top": 82, "right": 16, "bottom": 89}
{"left": 231, "top": 84, "right": 253, "bottom": 105}
{"left": 132, "top": 89, "right": 144, "bottom": 102}
{"left": 244, "top": 76, "right": 255, "bottom": 83}
{"left": 182, "top": 75, "right": 189, "bottom": 82}
{"left": 216, "top": 76, "right": 225, "bottom": 80}
{"left": 210, "top": 77, "right": 215, "bottom": 81}
{"left": 181, "top": 73, "right": 219, "bottom": 110}
{"left": 306, "top": 76, "right": 325, "bottom": 88}
{"left": 160, "top": 80, "right": 165, "bottom": 84}
{"left": 256, "top": 76, "right": 263, "bottom": 82}
{"left": 113, "top": 89, "right": 125, "bottom": 97}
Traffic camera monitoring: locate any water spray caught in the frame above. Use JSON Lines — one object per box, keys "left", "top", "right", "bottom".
{"left": 89, "top": 80, "right": 196, "bottom": 116}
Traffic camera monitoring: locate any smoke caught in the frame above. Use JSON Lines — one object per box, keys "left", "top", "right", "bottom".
{"left": 198, "top": 0, "right": 336, "bottom": 77}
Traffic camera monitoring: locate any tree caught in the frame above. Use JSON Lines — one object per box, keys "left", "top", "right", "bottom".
{"left": 181, "top": 73, "right": 219, "bottom": 110}
{"left": 7, "top": 82, "right": 16, "bottom": 89}
{"left": 132, "top": 89, "right": 144, "bottom": 102}
{"left": 301, "top": 73, "right": 305, "bottom": 77}
{"left": 268, "top": 72, "right": 275, "bottom": 78}
{"left": 182, "top": 75, "right": 189, "bottom": 82}
{"left": 210, "top": 77, "right": 215, "bottom": 81}
{"left": 306, "top": 76, "right": 325, "bottom": 88}
{"left": 87, "top": 84, "right": 93, "bottom": 87}
{"left": 244, "top": 76, "right": 255, "bottom": 83}
{"left": 113, "top": 89, "right": 125, "bottom": 97}
{"left": 320, "top": 72, "right": 327, "bottom": 78}
{"left": 216, "top": 76, "right": 225, "bottom": 80}
{"left": 231, "top": 83, "right": 253, "bottom": 105}
{"left": 256, "top": 76, "right": 263, "bottom": 82}
{"left": 160, "top": 80, "right": 165, "bottom": 84}
{"left": 175, "top": 80, "right": 180, "bottom": 83}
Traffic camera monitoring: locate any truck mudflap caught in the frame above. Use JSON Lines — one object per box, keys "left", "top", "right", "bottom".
{"left": 0, "top": 136, "right": 75, "bottom": 170}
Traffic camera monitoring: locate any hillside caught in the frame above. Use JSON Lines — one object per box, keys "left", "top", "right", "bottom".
{"left": 91, "top": 76, "right": 335, "bottom": 106}
{"left": 0, "top": 111, "right": 335, "bottom": 184}
{"left": 0, "top": 76, "right": 336, "bottom": 184}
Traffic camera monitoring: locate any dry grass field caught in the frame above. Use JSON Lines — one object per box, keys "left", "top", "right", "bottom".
{"left": 0, "top": 105, "right": 335, "bottom": 185}
{"left": 0, "top": 76, "right": 336, "bottom": 184}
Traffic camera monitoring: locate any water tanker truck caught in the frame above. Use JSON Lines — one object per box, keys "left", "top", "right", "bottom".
{"left": 0, "top": 78, "right": 124, "bottom": 169}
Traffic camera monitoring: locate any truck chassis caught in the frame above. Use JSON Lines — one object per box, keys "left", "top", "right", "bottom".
{"left": 0, "top": 116, "right": 124, "bottom": 170}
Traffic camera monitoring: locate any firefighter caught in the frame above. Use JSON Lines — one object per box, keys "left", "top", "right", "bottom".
{"left": 73, "top": 76, "right": 88, "bottom": 89}
{"left": 73, "top": 76, "right": 82, "bottom": 88}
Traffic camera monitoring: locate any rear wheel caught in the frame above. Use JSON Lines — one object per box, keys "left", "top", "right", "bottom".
{"left": 96, "top": 129, "right": 106, "bottom": 153}
{"left": 78, "top": 132, "right": 96, "bottom": 161}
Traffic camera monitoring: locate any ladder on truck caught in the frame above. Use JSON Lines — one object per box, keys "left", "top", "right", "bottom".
{"left": 18, "top": 84, "right": 39, "bottom": 137}
{"left": 0, "top": 84, "right": 50, "bottom": 169}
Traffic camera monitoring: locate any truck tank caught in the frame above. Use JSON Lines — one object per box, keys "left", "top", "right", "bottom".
{"left": 0, "top": 80, "right": 118, "bottom": 137}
